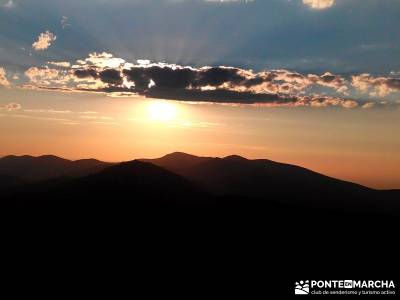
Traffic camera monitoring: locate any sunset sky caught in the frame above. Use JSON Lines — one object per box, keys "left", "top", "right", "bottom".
{"left": 1, "top": 0, "right": 400, "bottom": 189}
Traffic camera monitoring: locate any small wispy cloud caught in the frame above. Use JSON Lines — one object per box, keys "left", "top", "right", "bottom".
{"left": 48, "top": 61, "right": 71, "bottom": 68}
{"left": 0, "top": 102, "right": 21, "bottom": 111}
{"left": 61, "top": 16, "right": 71, "bottom": 29}
{"left": 302, "top": 0, "right": 335, "bottom": 10}
{"left": 32, "top": 31, "right": 57, "bottom": 51}
{"left": 80, "top": 115, "right": 114, "bottom": 121}
{"left": 23, "top": 109, "right": 73, "bottom": 114}
{"left": 0, "top": 0, "right": 15, "bottom": 9}
{"left": 79, "top": 111, "right": 99, "bottom": 115}
{"left": 10, "top": 114, "right": 72, "bottom": 123}
{"left": 205, "top": 0, "right": 254, "bottom": 3}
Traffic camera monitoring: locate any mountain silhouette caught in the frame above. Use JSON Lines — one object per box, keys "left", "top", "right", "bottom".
{"left": 144, "top": 153, "right": 369, "bottom": 197}
{"left": 0, "top": 155, "right": 111, "bottom": 183}
{"left": 0, "top": 152, "right": 399, "bottom": 215}
{"left": 1, "top": 160, "right": 212, "bottom": 209}
{"left": 141, "top": 152, "right": 212, "bottom": 174}
{"left": 143, "top": 152, "right": 400, "bottom": 214}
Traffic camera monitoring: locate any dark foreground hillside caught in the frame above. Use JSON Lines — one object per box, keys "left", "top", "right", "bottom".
{"left": 1, "top": 154, "right": 399, "bottom": 279}
{"left": 1, "top": 160, "right": 213, "bottom": 209}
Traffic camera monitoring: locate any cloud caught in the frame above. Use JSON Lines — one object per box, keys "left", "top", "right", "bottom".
{"left": 61, "top": 16, "right": 71, "bottom": 29}
{"left": 99, "top": 69, "right": 124, "bottom": 85}
{"left": 362, "top": 102, "right": 375, "bottom": 109}
{"left": 69, "top": 57, "right": 357, "bottom": 107}
{"left": 9, "top": 114, "right": 72, "bottom": 123}
{"left": 302, "top": 0, "right": 335, "bottom": 10}
{"left": 0, "top": 102, "right": 21, "bottom": 111}
{"left": 21, "top": 53, "right": 400, "bottom": 109}
{"left": 352, "top": 74, "right": 400, "bottom": 97}
{"left": 48, "top": 61, "right": 71, "bottom": 68}
{"left": 32, "top": 31, "right": 57, "bottom": 51}
{"left": 23, "top": 109, "right": 73, "bottom": 114}
{"left": 205, "top": 0, "right": 254, "bottom": 3}
{"left": 75, "top": 52, "right": 125, "bottom": 69}
{"left": 0, "top": 67, "right": 10, "bottom": 87}
{"left": 25, "top": 67, "right": 62, "bottom": 84}
{"left": 0, "top": 0, "right": 14, "bottom": 9}
{"left": 79, "top": 115, "right": 114, "bottom": 121}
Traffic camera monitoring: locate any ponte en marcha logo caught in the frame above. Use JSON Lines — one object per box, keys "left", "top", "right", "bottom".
{"left": 295, "top": 280, "right": 396, "bottom": 295}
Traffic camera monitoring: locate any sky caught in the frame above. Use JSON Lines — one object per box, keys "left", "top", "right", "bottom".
{"left": 0, "top": 0, "right": 400, "bottom": 189}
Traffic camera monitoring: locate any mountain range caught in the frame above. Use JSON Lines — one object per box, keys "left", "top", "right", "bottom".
{"left": 0, "top": 152, "right": 399, "bottom": 216}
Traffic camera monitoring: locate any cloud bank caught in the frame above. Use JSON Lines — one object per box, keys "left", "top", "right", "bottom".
{"left": 20, "top": 52, "right": 400, "bottom": 109}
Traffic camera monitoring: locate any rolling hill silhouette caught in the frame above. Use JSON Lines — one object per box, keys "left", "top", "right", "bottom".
{"left": 0, "top": 155, "right": 111, "bottom": 185}
{"left": 143, "top": 152, "right": 369, "bottom": 200}
{"left": 0, "top": 152, "right": 399, "bottom": 215}
{"left": 144, "top": 152, "right": 400, "bottom": 213}
{"left": 1, "top": 160, "right": 212, "bottom": 209}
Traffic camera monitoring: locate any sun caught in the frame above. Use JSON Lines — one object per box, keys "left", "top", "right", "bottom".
{"left": 147, "top": 101, "right": 178, "bottom": 121}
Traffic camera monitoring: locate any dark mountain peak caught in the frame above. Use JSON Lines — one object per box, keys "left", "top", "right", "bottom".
{"left": 1, "top": 154, "right": 68, "bottom": 163}
{"left": 38, "top": 154, "right": 64, "bottom": 159}
{"left": 161, "top": 152, "right": 203, "bottom": 160}
{"left": 73, "top": 158, "right": 108, "bottom": 167}
{"left": 78, "top": 160, "right": 205, "bottom": 201}
{"left": 0, "top": 154, "right": 110, "bottom": 182}
{"left": 74, "top": 158, "right": 103, "bottom": 163}
{"left": 1, "top": 154, "right": 34, "bottom": 161}
{"left": 223, "top": 155, "right": 247, "bottom": 162}
{"left": 1, "top": 155, "right": 17, "bottom": 160}
{"left": 37, "top": 155, "right": 71, "bottom": 162}
{"left": 93, "top": 160, "right": 187, "bottom": 182}
{"left": 142, "top": 152, "right": 213, "bottom": 173}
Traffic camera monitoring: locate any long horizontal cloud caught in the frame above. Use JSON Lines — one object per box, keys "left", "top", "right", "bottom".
{"left": 0, "top": 102, "right": 21, "bottom": 111}
{"left": 19, "top": 52, "right": 400, "bottom": 108}
{"left": 302, "top": 0, "right": 335, "bottom": 10}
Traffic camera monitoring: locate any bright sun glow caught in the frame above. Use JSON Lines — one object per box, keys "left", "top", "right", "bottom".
{"left": 147, "top": 101, "right": 178, "bottom": 121}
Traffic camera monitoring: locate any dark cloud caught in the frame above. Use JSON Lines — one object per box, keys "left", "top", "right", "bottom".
{"left": 386, "top": 78, "right": 400, "bottom": 90}
{"left": 74, "top": 64, "right": 286, "bottom": 103}
{"left": 74, "top": 68, "right": 98, "bottom": 79}
{"left": 99, "top": 69, "right": 123, "bottom": 85}
{"left": 144, "top": 87, "right": 285, "bottom": 104}
{"left": 74, "top": 61, "right": 362, "bottom": 107}
{"left": 24, "top": 54, "right": 400, "bottom": 108}
{"left": 121, "top": 65, "right": 250, "bottom": 91}
{"left": 320, "top": 73, "right": 337, "bottom": 83}
{"left": 243, "top": 77, "right": 265, "bottom": 87}
{"left": 195, "top": 67, "right": 245, "bottom": 87}
{"left": 124, "top": 66, "right": 196, "bottom": 89}
{"left": 122, "top": 68, "right": 151, "bottom": 90}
